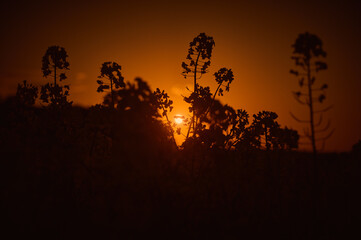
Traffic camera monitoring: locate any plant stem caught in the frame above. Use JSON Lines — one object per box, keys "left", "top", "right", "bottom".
{"left": 307, "top": 58, "right": 317, "bottom": 155}
{"left": 186, "top": 52, "right": 201, "bottom": 139}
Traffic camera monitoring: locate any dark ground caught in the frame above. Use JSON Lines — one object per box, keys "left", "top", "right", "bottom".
{"left": 1, "top": 100, "right": 360, "bottom": 239}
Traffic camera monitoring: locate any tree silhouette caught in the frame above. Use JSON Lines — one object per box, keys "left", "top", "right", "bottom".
{"left": 40, "top": 46, "right": 72, "bottom": 107}
{"left": 101, "top": 77, "right": 177, "bottom": 148}
{"left": 103, "top": 77, "right": 151, "bottom": 112}
{"left": 182, "top": 33, "right": 215, "bottom": 138}
{"left": 97, "top": 62, "right": 125, "bottom": 109}
{"left": 290, "top": 32, "right": 333, "bottom": 154}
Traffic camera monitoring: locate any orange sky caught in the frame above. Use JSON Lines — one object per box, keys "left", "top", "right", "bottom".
{"left": 1, "top": 0, "right": 360, "bottom": 152}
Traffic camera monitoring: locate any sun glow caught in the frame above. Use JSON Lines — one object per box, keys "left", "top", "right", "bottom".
{"left": 174, "top": 114, "right": 184, "bottom": 124}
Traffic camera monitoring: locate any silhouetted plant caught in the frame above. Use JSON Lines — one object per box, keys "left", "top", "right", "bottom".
{"left": 271, "top": 126, "right": 300, "bottom": 150}
{"left": 153, "top": 88, "right": 178, "bottom": 148}
{"left": 198, "top": 103, "right": 249, "bottom": 150}
{"left": 153, "top": 88, "right": 174, "bottom": 118}
{"left": 181, "top": 33, "right": 215, "bottom": 81}
{"left": 224, "top": 109, "right": 249, "bottom": 149}
{"left": 42, "top": 46, "right": 69, "bottom": 86}
{"left": 183, "top": 68, "right": 235, "bottom": 140}
{"left": 213, "top": 68, "right": 234, "bottom": 96}
{"left": 235, "top": 125, "right": 261, "bottom": 150}
{"left": 40, "top": 83, "right": 72, "bottom": 107}
{"left": 103, "top": 76, "right": 177, "bottom": 148}
{"left": 191, "top": 68, "right": 235, "bottom": 146}
{"left": 97, "top": 62, "right": 125, "bottom": 109}
{"left": 290, "top": 32, "right": 333, "bottom": 154}
{"left": 194, "top": 101, "right": 233, "bottom": 149}
{"left": 203, "top": 68, "right": 234, "bottom": 116}
{"left": 182, "top": 33, "right": 215, "bottom": 137}
{"left": 103, "top": 77, "right": 154, "bottom": 114}
{"left": 252, "top": 111, "right": 280, "bottom": 150}
{"left": 184, "top": 84, "right": 212, "bottom": 132}
{"left": 182, "top": 97, "right": 251, "bottom": 150}
{"left": 16, "top": 80, "right": 38, "bottom": 106}
{"left": 40, "top": 46, "right": 72, "bottom": 107}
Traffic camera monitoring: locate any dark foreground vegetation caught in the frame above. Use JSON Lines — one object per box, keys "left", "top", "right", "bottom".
{"left": 1, "top": 32, "right": 360, "bottom": 239}
{"left": 1, "top": 97, "right": 360, "bottom": 239}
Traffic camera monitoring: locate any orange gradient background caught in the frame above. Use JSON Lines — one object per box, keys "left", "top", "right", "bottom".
{"left": 1, "top": 0, "right": 360, "bottom": 152}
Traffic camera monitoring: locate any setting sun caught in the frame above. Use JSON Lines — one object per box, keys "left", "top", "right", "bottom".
{"left": 174, "top": 114, "right": 184, "bottom": 124}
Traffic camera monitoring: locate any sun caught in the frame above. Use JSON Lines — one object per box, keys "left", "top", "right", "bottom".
{"left": 174, "top": 114, "right": 184, "bottom": 124}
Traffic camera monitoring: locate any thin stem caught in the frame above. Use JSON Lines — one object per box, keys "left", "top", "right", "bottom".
{"left": 307, "top": 58, "right": 317, "bottom": 154}
{"left": 203, "top": 81, "right": 222, "bottom": 118}
{"left": 186, "top": 52, "right": 201, "bottom": 139}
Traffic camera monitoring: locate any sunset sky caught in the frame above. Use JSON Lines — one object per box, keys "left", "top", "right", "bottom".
{"left": 1, "top": 0, "right": 360, "bottom": 152}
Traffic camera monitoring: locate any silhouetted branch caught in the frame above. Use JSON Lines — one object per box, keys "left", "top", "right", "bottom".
{"left": 314, "top": 114, "right": 323, "bottom": 127}
{"left": 293, "top": 91, "right": 308, "bottom": 96}
{"left": 320, "top": 139, "right": 327, "bottom": 151}
{"left": 303, "top": 128, "right": 312, "bottom": 140}
{"left": 290, "top": 112, "right": 310, "bottom": 123}
{"left": 315, "top": 128, "right": 335, "bottom": 141}
{"left": 292, "top": 94, "right": 308, "bottom": 105}
{"left": 314, "top": 104, "right": 333, "bottom": 113}
{"left": 315, "top": 119, "right": 331, "bottom": 133}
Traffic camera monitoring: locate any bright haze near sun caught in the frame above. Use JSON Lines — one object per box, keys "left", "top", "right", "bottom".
{"left": 174, "top": 114, "right": 184, "bottom": 125}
